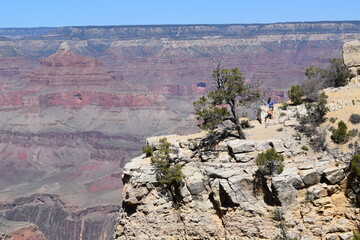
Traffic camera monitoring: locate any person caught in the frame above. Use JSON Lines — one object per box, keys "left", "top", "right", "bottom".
{"left": 268, "top": 97, "right": 274, "bottom": 111}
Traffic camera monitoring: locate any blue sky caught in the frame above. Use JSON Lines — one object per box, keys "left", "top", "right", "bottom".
{"left": 2, "top": 0, "right": 360, "bottom": 28}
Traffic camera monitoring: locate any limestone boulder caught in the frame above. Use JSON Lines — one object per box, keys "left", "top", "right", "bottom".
{"left": 343, "top": 40, "right": 360, "bottom": 67}
{"left": 323, "top": 167, "right": 346, "bottom": 185}
{"left": 227, "top": 139, "right": 255, "bottom": 153}
{"left": 300, "top": 169, "right": 321, "bottom": 187}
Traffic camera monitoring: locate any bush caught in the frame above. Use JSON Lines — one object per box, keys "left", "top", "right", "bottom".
{"left": 288, "top": 85, "right": 304, "bottom": 105}
{"left": 142, "top": 145, "right": 156, "bottom": 157}
{"left": 151, "top": 138, "right": 185, "bottom": 185}
{"left": 325, "top": 58, "right": 351, "bottom": 87}
{"left": 297, "top": 93, "right": 329, "bottom": 136}
{"left": 354, "top": 229, "right": 360, "bottom": 240}
{"left": 256, "top": 148, "right": 284, "bottom": 176}
{"left": 311, "top": 127, "right": 327, "bottom": 151}
{"left": 350, "top": 114, "right": 360, "bottom": 125}
{"left": 331, "top": 120, "right": 351, "bottom": 144}
{"left": 301, "top": 145, "right": 309, "bottom": 151}
{"left": 329, "top": 117, "right": 336, "bottom": 123}
{"left": 350, "top": 154, "right": 360, "bottom": 177}
{"left": 302, "top": 59, "right": 350, "bottom": 101}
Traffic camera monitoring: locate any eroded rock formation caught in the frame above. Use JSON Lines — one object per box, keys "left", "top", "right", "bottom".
{"left": 114, "top": 41, "right": 360, "bottom": 239}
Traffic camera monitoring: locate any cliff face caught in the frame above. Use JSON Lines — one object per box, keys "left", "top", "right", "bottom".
{"left": 115, "top": 42, "right": 360, "bottom": 239}
{"left": 1, "top": 23, "right": 360, "bottom": 239}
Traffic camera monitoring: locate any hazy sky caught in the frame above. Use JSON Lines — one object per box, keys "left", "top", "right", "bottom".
{"left": 2, "top": 0, "right": 360, "bottom": 28}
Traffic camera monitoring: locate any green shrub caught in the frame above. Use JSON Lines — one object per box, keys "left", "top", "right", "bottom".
{"left": 329, "top": 117, "right": 336, "bottom": 123}
{"left": 142, "top": 144, "right": 156, "bottom": 157}
{"left": 350, "top": 154, "right": 360, "bottom": 177}
{"left": 151, "top": 138, "right": 185, "bottom": 185}
{"left": 288, "top": 85, "right": 304, "bottom": 105}
{"left": 256, "top": 148, "right": 284, "bottom": 176}
{"left": 350, "top": 114, "right": 360, "bottom": 124}
{"left": 279, "top": 112, "right": 286, "bottom": 118}
{"left": 301, "top": 145, "right": 309, "bottom": 151}
{"left": 331, "top": 120, "right": 351, "bottom": 144}
{"left": 276, "top": 128, "right": 283, "bottom": 132}
{"left": 354, "top": 229, "right": 360, "bottom": 240}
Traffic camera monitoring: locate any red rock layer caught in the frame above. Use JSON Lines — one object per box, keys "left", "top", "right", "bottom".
{"left": 5, "top": 225, "right": 46, "bottom": 240}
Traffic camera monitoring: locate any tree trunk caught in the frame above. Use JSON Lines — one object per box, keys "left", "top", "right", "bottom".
{"left": 229, "top": 101, "right": 246, "bottom": 139}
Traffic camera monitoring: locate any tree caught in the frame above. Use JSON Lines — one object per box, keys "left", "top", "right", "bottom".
{"left": 326, "top": 58, "right": 351, "bottom": 87}
{"left": 288, "top": 85, "right": 304, "bottom": 105}
{"left": 151, "top": 138, "right": 184, "bottom": 185}
{"left": 331, "top": 120, "right": 351, "bottom": 144}
{"left": 302, "top": 58, "right": 350, "bottom": 101}
{"left": 298, "top": 92, "right": 329, "bottom": 137}
{"left": 150, "top": 138, "right": 185, "bottom": 206}
{"left": 350, "top": 154, "right": 360, "bottom": 177}
{"left": 193, "top": 64, "right": 260, "bottom": 139}
{"left": 256, "top": 148, "right": 284, "bottom": 176}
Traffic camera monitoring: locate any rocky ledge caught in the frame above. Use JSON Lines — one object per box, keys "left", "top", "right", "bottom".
{"left": 114, "top": 42, "right": 360, "bottom": 240}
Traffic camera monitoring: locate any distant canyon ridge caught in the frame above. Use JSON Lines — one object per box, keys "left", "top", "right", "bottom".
{"left": 1, "top": 22, "right": 360, "bottom": 239}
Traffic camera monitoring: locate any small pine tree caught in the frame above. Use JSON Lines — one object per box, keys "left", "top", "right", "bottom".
{"left": 331, "top": 120, "right": 350, "bottom": 144}
{"left": 288, "top": 85, "right": 304, "bottom": 105}
{"left": 151, "top": 138, "right": 185, "bottom": 185}
{"left": 256, "top": 148, "right": 284, "bottom": 176}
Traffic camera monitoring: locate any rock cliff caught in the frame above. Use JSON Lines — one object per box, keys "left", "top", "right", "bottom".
{"left": 2, "top": 22, "right": 360, "bottom": 239}
{"left": 114, "top": 42, "right": 360, "bottom": 239}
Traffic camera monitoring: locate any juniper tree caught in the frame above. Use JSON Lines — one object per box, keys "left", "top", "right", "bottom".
{"left": 193, "top": 64, "right": 260, "bottom": 139}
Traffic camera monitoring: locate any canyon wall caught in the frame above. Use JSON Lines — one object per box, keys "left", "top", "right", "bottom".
{"left": 1, "top": 22, "right": 360, "bottom": 239}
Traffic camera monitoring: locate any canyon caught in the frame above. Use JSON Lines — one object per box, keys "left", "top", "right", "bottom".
{"left": 1, "top": 22, "right": 360, "bottom": 239}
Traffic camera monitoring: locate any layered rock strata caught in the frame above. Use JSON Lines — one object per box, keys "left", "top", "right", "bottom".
{"left": 114, "top": 41, "right": 360, "bottom": 239}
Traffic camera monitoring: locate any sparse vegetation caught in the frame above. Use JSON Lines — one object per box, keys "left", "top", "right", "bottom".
{"left": 288, "top": 85, "right": 304, "bottom": 105}
{"left": 329, "top": 117, "right": 337, "bottom": 123}
{"left": 193, "top": 64, "right": 261, "bottom": 139}
{"left": 350, "top": 114, "right": 360, "bottom": 125}
{"left": 350, "top": 154, "right": 360, "bottom": 177}
{"left": 272, "top": 208, "right": 300, "bottom": 240}
{"left": 279, "top": 112, "right": 286, "bottom": 118}
{"left": 142, "top": 144, "right": 156, "bottom": 157}
{"left": 151, "top": 138, "right": 185, "bottom": 206}
{"left": 256, "top": 148, "right": 284, "bottom": 176}
{"left": 302, "top": 58, "right": 350, "bottom": 102}
{"left": 354, "top": 229, "right": 360, "bottom": 240}
{"left": 301, "top": 145, "right": 309, "bottom": 151}
{"left": 276, "top": 127, "right": 283, "bottom": 132}
{"left": 298, "top": 92, "right": 329, "bottom": 136}
{"left": 331, "top": 120, "right": 351, "bottom": 144}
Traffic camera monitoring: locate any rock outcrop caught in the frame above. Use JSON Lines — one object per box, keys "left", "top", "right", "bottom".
{"left": 114, "top": 42, "right": 360, "bottom": 239}
{"left": 2, "top": 24, "right": 360, "bottom": 239}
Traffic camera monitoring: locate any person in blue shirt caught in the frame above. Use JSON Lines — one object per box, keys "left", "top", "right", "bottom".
{"left": 268, "top": 97, "right": 274, "bottom": 111}
{"left": 265, "top": 97, "right": 274, "bottom": 123}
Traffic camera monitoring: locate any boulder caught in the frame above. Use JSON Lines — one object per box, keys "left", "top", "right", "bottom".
{"left": 255, "top": 140, "right": 272, "bottom": 151}
{"left": 270, "top": 139, "right": 286, "bottom": 152}
{"left": 227, "top": 139, "right": 255, "bottom": 153}
{"left": 186, "top": 172, "right": 205, "bottom": 195}
{"left": 300, "top": 169, "right": 321, "bottom": 187}
{"left": 323, "top": 167, "right": 346, "bottom": 185}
